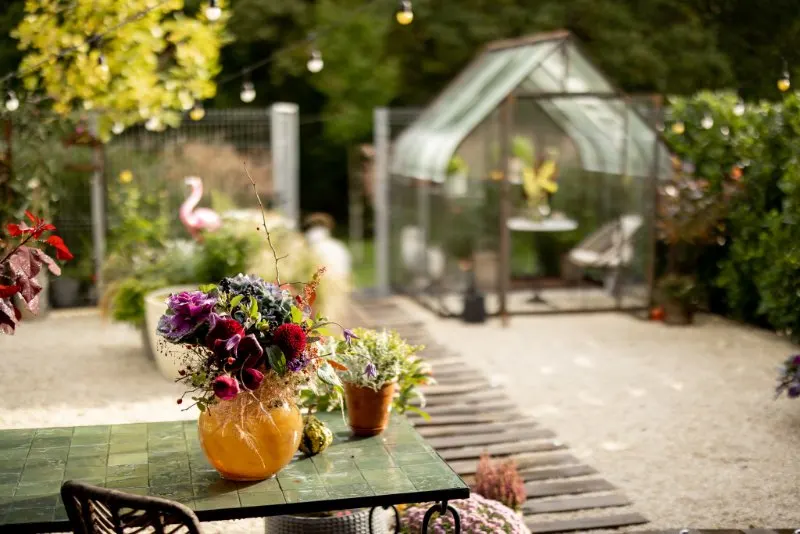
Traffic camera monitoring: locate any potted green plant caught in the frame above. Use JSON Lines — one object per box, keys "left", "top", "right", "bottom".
{"left": 657, "top": 274, "right": 701, "bottom": 325}
{"left": 333, "top": 328, "right": 434, "bottom": 436}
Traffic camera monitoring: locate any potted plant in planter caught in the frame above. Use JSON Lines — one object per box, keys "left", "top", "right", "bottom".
{"left": 657, "top": 274, "right": 702, "bottom": 325}
{"left": 333, "top": 328, "right": 434, "bottom": 436}
{"left": 656, "top": 157, "right": 743, "bottom": 322}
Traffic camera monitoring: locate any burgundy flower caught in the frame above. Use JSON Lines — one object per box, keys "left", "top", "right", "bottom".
{"left": 212, "top": 375, "right": 240, "bottom": 400}
{"left": 273, "top": 323, "right": 306, "bottom": 361}
{"left": 206, "top": 314, "right": 245, "bottom": 350}
{"left": 241, "top": 368, "right": 264, "bottom": 391}
{"left": 236, "top": 334, "right": 264, "bottom": 368}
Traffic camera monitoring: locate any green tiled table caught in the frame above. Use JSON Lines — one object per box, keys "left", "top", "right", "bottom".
{"left": 0, "top": 412, "right": 468, "bottom": 533}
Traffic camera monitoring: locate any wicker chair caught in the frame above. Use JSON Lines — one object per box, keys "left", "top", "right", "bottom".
{"left": 61, "top": 480, "right": 202, "bottom": 534}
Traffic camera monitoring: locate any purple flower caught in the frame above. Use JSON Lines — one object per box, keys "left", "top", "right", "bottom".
{"left": 364, "top": 362, "right": 377, "bottom": 379}
{"left": 789, "top": 384, "right": 800, "bottom": 398}
{"left": 343, "top": 328, "right": 358, "bottom": 345}
{"left": 792, "top": 354, "right": 800, "bottom": 366}
{"left": 287, "top": 355, "right": 309, "bottom": 372}
{"left": 157, "top": 291, "right": 217, "bottom": 342}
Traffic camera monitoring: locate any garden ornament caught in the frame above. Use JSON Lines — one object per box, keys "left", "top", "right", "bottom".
{"left": 180, "top": 176, "right": 222, "bottom": 240}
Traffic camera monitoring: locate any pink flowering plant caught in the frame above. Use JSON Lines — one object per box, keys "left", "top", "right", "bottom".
{"left": 401, "top": 494, "right": 526, "bottom": 534}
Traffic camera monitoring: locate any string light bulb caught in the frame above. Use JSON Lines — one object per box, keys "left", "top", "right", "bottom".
{"left": 189, "top": 103, "right": 205, "bottom": 121}
{"left": 701, "top": 113, "right": 714, "bottom": 130}
{"left": 98, "top": 54, "right": 109, "bottom": 74}
{"left": 778, "top": 59, "right": 791, "bottom": 92}
{"left": 733, "top": 98, "right": 745, "bottom": 116}
{"left": 145, "top": 116, "right": 161, "bottom": 131}
{"left": 205, "top": 0, "right": 222, "bottom": 22}
{"left": 307, "top": 49, "right": 324, "bottom": 73}
{"left": 778, "top": 72, "right": 791, "bottom": 92}
{"left": 671, "top": 121, "right": 685, "bottom": 135}
{"left": 240, "top": 81, "right": 256, "bottom": 103}
{"left": 112, "top": 122, "right": 125, "bottom": 135}
{"left": 5, "top": 91, "right": 19, "bottom": 112}
{"left": 178, "top": 90, "right": 194, "bottom": 111}
{"left": 396, "top": 0, "right": 414, "bottom": 25}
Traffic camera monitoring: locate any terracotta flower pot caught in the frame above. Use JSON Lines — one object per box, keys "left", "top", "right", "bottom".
{"left": 344, "top": 382, "right": 395, "bottom": 437}
{"left": 662, "top": 299, "right": 693, "bottom": 325}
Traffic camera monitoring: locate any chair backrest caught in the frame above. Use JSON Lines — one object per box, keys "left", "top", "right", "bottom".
{"left": 61, "top": 480, "right": 202, "bottom": 534}
{"left": 574, "top": 214, "right": 643, "bottom": 254}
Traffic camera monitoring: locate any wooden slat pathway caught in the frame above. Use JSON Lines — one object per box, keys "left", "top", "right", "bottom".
{"left": 349, "top": 297, "right": 649, "bottom": 533}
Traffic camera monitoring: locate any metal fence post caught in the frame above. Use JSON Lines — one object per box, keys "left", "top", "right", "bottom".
{"left": 374, "top": 108, "right": 390, "bottom": 296}
{"left": 88, "top": 115, "right": 106, "bottom": 293}
{"left": 270, "top": 103, "right": 300, "bottom": 229}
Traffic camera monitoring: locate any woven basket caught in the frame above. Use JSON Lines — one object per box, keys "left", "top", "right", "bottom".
{"left": 265, "top": 507, "right": 388, "bottom": 534}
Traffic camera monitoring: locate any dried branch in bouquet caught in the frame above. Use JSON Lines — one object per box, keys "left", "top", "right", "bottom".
{"left": 244, "top": 162, "right": 286, "bottom": 285}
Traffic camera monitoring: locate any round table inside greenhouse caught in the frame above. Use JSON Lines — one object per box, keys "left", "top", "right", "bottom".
{"left": 507, "top": 216, "right": 579, "bottom": 304}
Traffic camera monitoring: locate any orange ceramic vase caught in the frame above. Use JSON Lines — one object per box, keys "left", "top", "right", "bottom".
{"left": 344, "top": 382, "right": 396, "bottom": 437}
{"left": 198, "top": 399, "right": 302, "bottom": 481}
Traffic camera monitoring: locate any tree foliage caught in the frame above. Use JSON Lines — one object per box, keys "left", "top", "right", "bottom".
{"left": 12, "top": 0, "right": 228, "bottom": 140}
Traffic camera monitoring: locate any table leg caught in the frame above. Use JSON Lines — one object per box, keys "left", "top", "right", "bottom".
{"left": 421, "top": 500, "right": 461, "bottom": 533}
{"left": 369, "top": 505, "right": 400, "bottom": 533}
{"left": 527, "top": 233, "right": 547, "bottom": 305}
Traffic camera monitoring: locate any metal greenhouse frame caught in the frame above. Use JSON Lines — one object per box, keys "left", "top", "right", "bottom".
{"left": 378, "top": 31, "right": 670, "bottom": 320}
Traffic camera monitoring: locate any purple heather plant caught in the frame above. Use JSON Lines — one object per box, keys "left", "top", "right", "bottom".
{"left": 776, "top": 354, "right": 800, "bottom": 399}
{"left": 401, "top": 494, "right": 526, "bottom": 534}
{"left": 157, "top": 291, "right": 217, "bottom": 342}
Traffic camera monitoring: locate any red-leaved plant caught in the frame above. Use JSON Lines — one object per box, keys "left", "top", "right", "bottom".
{"left": 472, "top": 453, "right": 526, "bottom": 512}
{"left": 0, "top": 211, "right": 73, "bottom": 334}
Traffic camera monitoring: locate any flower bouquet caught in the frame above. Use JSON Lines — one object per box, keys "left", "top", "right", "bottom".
{"left": 156, "top": 267, "right": 345, "bottom": 481}
{"left": 332, "top": 328, "right": 434, "bottom": 436}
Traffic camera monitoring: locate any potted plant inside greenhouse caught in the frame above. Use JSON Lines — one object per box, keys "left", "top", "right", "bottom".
{"left": 333, "top": 328, "right": 434, "bottom": 436}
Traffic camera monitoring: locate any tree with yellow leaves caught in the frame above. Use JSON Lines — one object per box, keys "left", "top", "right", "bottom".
{"left": 12, "top": 0, "right": 228, "bottom": 140}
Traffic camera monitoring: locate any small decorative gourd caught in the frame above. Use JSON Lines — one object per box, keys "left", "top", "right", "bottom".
{"left": 299, "top": 415, "right": 333, "bottom": 456}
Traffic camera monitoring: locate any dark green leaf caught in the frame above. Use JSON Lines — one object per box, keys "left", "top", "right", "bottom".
{"left": 267, "top": 346, "right": 287, "bottom": 375}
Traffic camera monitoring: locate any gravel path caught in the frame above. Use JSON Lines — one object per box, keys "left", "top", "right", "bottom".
{"left": 394, "top": 297, "right": 800, "bottom": 529}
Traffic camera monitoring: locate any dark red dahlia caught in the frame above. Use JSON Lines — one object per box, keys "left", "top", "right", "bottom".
{"left": 273, "top": 323, "right": 307, "bottom": 361}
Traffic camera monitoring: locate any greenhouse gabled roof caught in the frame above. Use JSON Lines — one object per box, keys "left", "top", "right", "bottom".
{"left": 391, "top": 31, "right": 669, "bottom": 183}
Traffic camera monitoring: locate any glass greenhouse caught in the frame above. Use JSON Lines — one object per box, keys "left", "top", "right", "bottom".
{"left": 387, "top": 31, "right": 670, "bottom": 318}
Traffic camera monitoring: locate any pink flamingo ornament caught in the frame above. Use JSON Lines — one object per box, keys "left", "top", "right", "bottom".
{"left": 180, "top": 176, "right": 222, "bottom": 240}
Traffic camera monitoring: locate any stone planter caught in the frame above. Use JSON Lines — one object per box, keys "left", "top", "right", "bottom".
{"left": 144, "top": 285, "right": 197, "bottom": 381}
{"left": 264, "top": 507, "right": 388, "bottom": 534}
{"left": 50, "top": 277, "right": 81, "bottom": 308}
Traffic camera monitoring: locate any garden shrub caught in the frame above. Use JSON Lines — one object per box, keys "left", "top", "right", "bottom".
{"left": 665, "top": 91, "right": 800, "bottom": 338}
